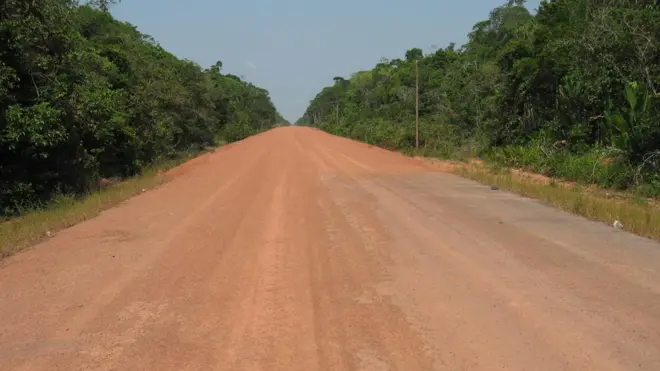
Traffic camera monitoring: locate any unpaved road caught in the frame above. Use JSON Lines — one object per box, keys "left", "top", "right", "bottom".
{"left": 1, "top": 127, "right": 660, "bottom": 371}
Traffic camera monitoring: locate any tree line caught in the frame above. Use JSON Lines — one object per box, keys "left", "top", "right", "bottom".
{"left": 1, "top": 0, "right": 286, "bottom": 216}
{"left": 299, "top": 0, "right": 660, "bottom": 196}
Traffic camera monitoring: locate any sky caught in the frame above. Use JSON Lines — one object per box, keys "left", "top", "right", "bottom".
{"left": 112, "top": 0, "right": 541, "bottom": 123}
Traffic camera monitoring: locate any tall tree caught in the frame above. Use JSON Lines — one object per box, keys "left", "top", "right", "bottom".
{"left": 300, "top": 0, "right": 660, "bottom": 193}
{"left": 0, "top": 2, "right": 284, "bottom": 216}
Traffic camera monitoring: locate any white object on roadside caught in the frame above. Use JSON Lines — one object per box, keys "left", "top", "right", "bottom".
{"left": 45, "top": 230, "right": 52, "bottom": 238}
{"left": 141, "top": 188, "right": 146, "bottom": 193}
{"left": 613, "top": 220, "right": 623, "bottom": 229}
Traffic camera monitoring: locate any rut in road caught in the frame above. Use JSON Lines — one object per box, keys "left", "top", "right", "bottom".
{"left": 1, "top": 126, "right": 660, "bottom": 371}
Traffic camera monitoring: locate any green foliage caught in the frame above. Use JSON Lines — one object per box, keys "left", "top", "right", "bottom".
{"left": 0, "top": 1, "right": 282, "bottom": 216}
{"left": 299, "top": 0, "right": 660, "bottom": 196}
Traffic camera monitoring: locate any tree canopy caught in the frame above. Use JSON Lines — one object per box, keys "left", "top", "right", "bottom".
{"left": 299, "top": 0, "right": 660, "bottom": 195}
{"left": 0, "top": 0, "right": 285, "bottom": 216}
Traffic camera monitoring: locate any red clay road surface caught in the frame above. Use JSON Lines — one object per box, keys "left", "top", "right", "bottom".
{"left": 1, "top": 126, "right": 660, "bottom": 371}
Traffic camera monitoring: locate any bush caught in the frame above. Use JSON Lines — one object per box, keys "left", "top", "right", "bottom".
{"left": 0, "top": 3, "right": 282, "bottom": 217}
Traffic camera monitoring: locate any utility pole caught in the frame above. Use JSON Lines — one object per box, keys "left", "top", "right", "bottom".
{"left": 415, "top": 59, "right": 420, "bottom": 149}
{"left": 336, "top": 101, "right": 340, "bottom": 126}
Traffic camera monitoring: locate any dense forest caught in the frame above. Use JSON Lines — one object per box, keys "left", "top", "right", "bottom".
{"left": 0, "top": 0, "right": 286, "bottom": 216}
{"left": 299, "top": 0, "right": 660, "bottom": 196}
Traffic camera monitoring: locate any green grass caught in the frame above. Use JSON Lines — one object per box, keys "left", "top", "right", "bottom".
{"left": 452, "top": 164, "right": 660, "bottom": 241}
{"left": 0, "top": 149, "right": 214, "bottom": 259}
{"left": 483, "top": 144, "right": 660, "bottom": 197}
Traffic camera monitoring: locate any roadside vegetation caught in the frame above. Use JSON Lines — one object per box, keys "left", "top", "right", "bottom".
{"left": 0, "top": 154, "right": 174, "bottom": 258}
{"left": 432, "top": 160, "right": 660, "bottom": 240}
{"left": 299, "top": 0, "right": 660, "bottom": 237}
{"left": 0, "top": 0, "right": 287, "bottom": 255}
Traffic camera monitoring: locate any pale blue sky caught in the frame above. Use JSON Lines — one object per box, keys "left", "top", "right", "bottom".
{"left": 112, "top": 0, "right": 541, "bottom": 123}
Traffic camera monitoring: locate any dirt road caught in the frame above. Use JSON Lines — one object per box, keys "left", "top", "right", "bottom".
{"left": 1, "top": 127, "right": 659, "bottom": 371}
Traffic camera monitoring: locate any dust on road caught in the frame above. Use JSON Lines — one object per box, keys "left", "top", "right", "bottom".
{"left": 1, "top": 127, "right": 659, "bottom": 370}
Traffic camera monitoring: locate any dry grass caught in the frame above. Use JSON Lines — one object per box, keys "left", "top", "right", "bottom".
{"left": 0, "top": 149, "right": 214, "bottom": 259}
{"left": 452, "top": 164, "right": 660, "bottom": 241}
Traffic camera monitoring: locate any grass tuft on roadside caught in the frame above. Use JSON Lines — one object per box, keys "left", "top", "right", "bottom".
{"left": 452, "top": 164, "right": 660, "bottom": 241}
{"left": 0, "top": 150, "right": 214, "bottom": 259}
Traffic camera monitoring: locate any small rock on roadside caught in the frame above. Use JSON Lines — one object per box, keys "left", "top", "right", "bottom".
{"left": 613, "top": 220, "right": 624, "bottom": 229}
{"left": 490, "top": 185, "right": 500, "bottom": 191}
